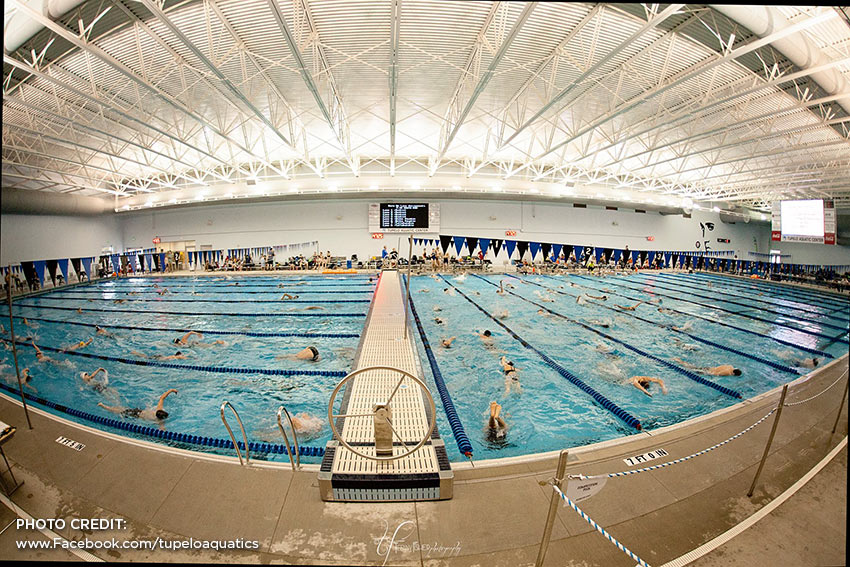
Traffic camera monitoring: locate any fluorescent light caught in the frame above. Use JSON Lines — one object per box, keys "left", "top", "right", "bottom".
{"left": 169, "top": 198, "right": 177, "bottom": 204}
{"left": 529, "top": 187, "right": 538, "bottom": 193}
{"left": 328, "top": 184, "right": 338, "bottom": 192}
{"left": 760, "top": 214, "right": 767, "bottom": 220}
{"left": 369, "top": 184, "right": 379, "bottom": 190}
{"left": 410, "top": 183, "right": 420, "bottom": 190}
{"left": 451, "top": 185, "right": 461, "bottom": 190}
{"left": 712, "top": 206, "right": 720, "bottom": 212}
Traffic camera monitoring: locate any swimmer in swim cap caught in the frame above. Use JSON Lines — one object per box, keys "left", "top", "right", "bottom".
{"left": 98, "top": 389, "right": 177, "bottom": 422}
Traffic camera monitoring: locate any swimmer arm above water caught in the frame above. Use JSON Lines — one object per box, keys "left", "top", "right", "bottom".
{"left": 629, "top": 376, "right": 667, "bottom": 397}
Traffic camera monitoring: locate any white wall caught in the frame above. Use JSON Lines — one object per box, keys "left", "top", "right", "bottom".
{"left": 0, "top": 213, "right": 123, "bottom": 265}
{"left": 119, "top": 198, "right": 770, "bottom": 261}
{"left": 766, "top": 240, "right": 850, "bottom": 266}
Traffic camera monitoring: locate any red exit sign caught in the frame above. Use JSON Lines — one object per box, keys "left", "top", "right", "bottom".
{"left": 505, "top": 230, "right": 517, "bottom": 237}
{"left": 646, "top": 236, "right": 655, "bottom": 241}
{"left": 152, "top": 237, "right": 161, "bottom": 244}
{"left": 371, "top": 233, "right": 384, "bottom": 239}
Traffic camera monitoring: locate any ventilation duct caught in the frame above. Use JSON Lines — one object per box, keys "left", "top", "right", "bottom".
{"left": 1, "top": 187, "right": 111, "bottom": 215}
{"left": 4, "top": 0, "right": 87, "bottom": 54}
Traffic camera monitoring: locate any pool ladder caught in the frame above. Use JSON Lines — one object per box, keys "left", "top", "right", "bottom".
{"left": 219, "top": 401, "right": 301, "bottom": 470}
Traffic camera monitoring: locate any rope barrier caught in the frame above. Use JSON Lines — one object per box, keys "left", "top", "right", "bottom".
{"left": 12, "top": 304, "right": 366, "bottom": 318}
{"left": 52, "top": 289, "right": 374, "bottom": 295}
{"left": 692, "top": 272, "right": 850, "bottom": 307}
{"left": 0, "top": 382, "right": 324, "bottom": 458}
{"left": 2, "top": 338, "right": 347, "bottom": 378}
{"left": 5, "top": 315, "right": 359, "bottom": 338}
{"left": 470, "top": 274, "right": 744, "bottom": 398}
{"left": 785, "top": 367, "right": 849, "bottom": 407}
{"left": 570, "top": 408, "right": 777, "bottom": 481}
{"left": 407, "top": 290, "right": 474, "bottom": 457}
{"left": 565, "top": 274, "right": 834, "bottom": 360}
{"left": 564, "top": 276, "right": 850, "bottom": 344}
{"left": 630, "top": 274, "right": 848, "bottom": 333}
{"left": 528, "top": 275, "right": 806, "bottom": 374}
{"left": 552, "top": 485, "right": 651, "bottom": 567}
{"left": 438, "top": 275, "right": 643, "bottom": 431}
{"left": 653, "top": 273, "right": 849, "bottom": 322}
{"left": 30, "top": 296, "right": 371, "bottom": 304}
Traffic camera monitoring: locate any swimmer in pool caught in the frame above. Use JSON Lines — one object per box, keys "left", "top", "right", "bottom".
{"left": 657, "top": 307, "right": 677, "bottom": 315}
{"left": 434, "top": 317, "right": 444, "bottom": 325}
{"left": 497, "top": 280, "right": 506, "bottom": 295}
{"left": 303, "top": 305, "right": 324, "bottom": 310}
{"left": 277, "top": 346, "right": 321, "bottom": 362}
{"left": 80, "top": 367, "right": 119, "bottom": 401}
{"left": 155, "top": 351, "right": 188, "bottom": 360}
{"left": 672, "top": 357, "right": 742, "bottom": 376}
{"left": 64, "top": 337, "right": 94, "bottom": 352}
{"left": 615, "top": 301, "right": 643, "bottom": 311}
{"left": 486, "top": 401, "right": 507, "bottom": 441}
{"left": 671, "top": 337, "right": 700, "bottom": 351}
{"left": 671, "top": 321, "right": 694, "bottom": 332}
{"left": 443, "top": 287, "right": 456, "bottom": 296}
{"left": 441, "top": 336, "right": 456, "bottom": 348}
{"left": 433, "top": 306, "right": 442, "bottom": 312}
{"left": 587, "top": 319, "right": 611, "bottom": 328}
{"left": 289, "top": 412, "right": 324, "bottom": 436}
{"left": 586, "top": 293, "right": 608, "bottom": 300}
{"left": 501, "top": 356, "right": 520, "bottom": 394}
{"left": 98, "top": 388, "right": 177, "bottom": 421}
{"left": 629, "top": 376, "right": 668, "bottom": 397}
{"left": 280, "top": 293, "right": 298, "bottom": 300}
{"left": 95, "top": 325, "right": 117, "bottom": 338}
{"left": 537, "top": 309, "right": 553, "bottom": 317}
{"left": 576, "top": 294, "right": 588, "bottom": 305}
{"left": 495, "top": 309, "right": 509, "bottom": 319}
{"left": 157, "top": 288, "right": 170, "bottom": 295}
{"left": 173, "top": 331, "right": 203, "bottom": 346}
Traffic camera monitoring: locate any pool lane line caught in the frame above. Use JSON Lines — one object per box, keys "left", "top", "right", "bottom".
{"left": 469, "top": 274, "right": 746, "bottom": 397}
{"left": 1, "top": 338, "right": 347, "bottom": 378}
{"left": 437, "top": 275, "right": 643, "bottom": 431}
{"left": 674, "top": 272, "right": 850, "bottom": 311}
{"left": 627, "top": 274, "right": 848, "bottom": 334}
{"left": 48, "top": 289, "right": 375, "bottom": 295}
{"left": 407, "top": 289, "right": 474, "bottom": 457}
{"left": 4, "top": 315, "right": 360, "bottom": 338}
{"left": 12, "top": 304, "right": 367, "bottom": 317}
{"left": 28, "top": 296, "right": 371, "bottom": 304}
{"left": 0, "top": 382, "right": 326, "bottom": 458}
{"left": 585, "top": 274, "right": 849, "bottom": 345}
{"left": 562, "top": 274, "right": 836, "bottom": 359}
{"left": 652, "top": 273, "right": 849, "bottom": 323}
{"left": 526, "top": 274, "right": 820, "bottom": 372}
{"left": 690, "top": 272, "right": 850, "bottom": 307}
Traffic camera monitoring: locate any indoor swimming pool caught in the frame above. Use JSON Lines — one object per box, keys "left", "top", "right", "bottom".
{"left": 1, "top": 272, "right": 847, "bottom": 464}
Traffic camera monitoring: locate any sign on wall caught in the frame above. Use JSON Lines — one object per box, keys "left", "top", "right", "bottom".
{"left": 368, "top": 203, "right": 440, "bottom": 233}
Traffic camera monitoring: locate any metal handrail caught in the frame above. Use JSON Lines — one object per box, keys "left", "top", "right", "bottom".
{"left": 276, "top": 405, "right": 301, "bottom": 471}
{"left": 220, "top": 401, "right": 251, "bottom": 465}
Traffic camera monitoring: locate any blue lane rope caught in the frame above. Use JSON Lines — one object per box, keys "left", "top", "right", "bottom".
{"left": 629, "top": 274, "right": 848, "bottom": 333}
{"left": 2, "top": 338, "right": 347, "bottom": 378}
{"left": 406, "top": 287, "right": 474, "bottom": 457}
{"left": 438, "top": 275, "right": 643, "bottom": 430}
{"left": 50, "top": 289, "right": 374, "bottom": 295}
{"left": 653, "top": 273, "right": 848, "bottom": 322}
{"left": 585, "top": 275, "right": 849, "bottom": 345}
{"left": 30, "top": 296, "right": 371, "bottom": 304}
{"left": 0, "top": 382, "right": 324, "bottom": 458}
{"left": 566, "top": 274, "right": 834, "bottom": 359}
{"left": 470, "top": 274, "right": 746, "bottom": 398}
{"left": 5, "top": 315, "right": 359, "bottom": 339}
{"left": 692, "top": 272, "right": 849, "bottom": 308}
{"left": 12, "top": 304, "right": 366, "bottom": 318}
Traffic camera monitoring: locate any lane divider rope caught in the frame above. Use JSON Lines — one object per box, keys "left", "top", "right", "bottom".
{"left": 566, "top": 274, "right": 833, "bottom": 359}
{"left": 12, "top": 304, "right": 366, "bottom": 317}
{"left": 1, "top": 338, "right": 347, "bottom": 378}
{"left": 438, "top": 275, "right": 643, "bottom": 430}
{"left": 691, "top": 272, "right": 850, "bottom": 306}
{"left": 30, "top": 296, "right": 370, "bottom": 304}
{"left": 0, "top": 382, "right": 324, "bottom": 457}
{"left": 471, "top": 274, "right": 744, "bottom": 398}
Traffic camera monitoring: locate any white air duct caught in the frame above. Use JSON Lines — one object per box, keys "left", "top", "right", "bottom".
{"left": 711, "top": 5, "right": 850, "bottom": 114}
{"left": 4, "top": 0, "right": 87, "bottom": 54}
{"left": 1, "top": 187, "right": 111, "bottom": 215}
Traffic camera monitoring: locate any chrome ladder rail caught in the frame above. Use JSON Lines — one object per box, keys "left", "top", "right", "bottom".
{"left": 277, "top": 405, "right": 301, "bottom": 471}
{"left": 220, "top": 401, "right": 251, "bottom": 465}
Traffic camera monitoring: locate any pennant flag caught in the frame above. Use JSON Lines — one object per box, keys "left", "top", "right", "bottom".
{"left": 57, "top": 259, "right": 69, "bottom": 282}
{"left": 71, "top": 258, "right": 82, "bottom": 279}
{"left": 439, "top": 235, "right": 452, "bottom": 254}
{"left": 552, "top": 244, "right": 563, "bottom": 261}
{"left": 479, "top": 238, "right": 491, "bottom": 256}
{"left": 595, "top": 247, "right": 604, "bottom": 263}
{"left": 529, "top": 242, "right": 541, "bottom": 259}
{"left": 45, "top": 259, "right": 58, "bottom": 285}
{"left": 491, "top": 239, "right": 503, "bottom": 257}
{"left": 541, "top": 242, "right": 552, "bottom": 261}
{"left": 138, "top": 255, "right": 146, "bottom": 272}
{"left": 505, "top": 240, "right": 517, "bottom": 259}
{"left": 466, "top": 237, "right": 479, "bottom": 254}
{"left": 158, "top": 253, "right": 166, "bottom": 270}
{"left": 453, "top": 236, "right": 466, "bottom": 256}
{"left": 145, "top": 254, "right": 154, "bottom": 272}
{"left": 32, "top": 260, "right": 47, "bottom": 286}
{"left": 517, "top": 241, "right": 529, "bottom": 260}
{"left": 664, "top": 252, "right": 672, "bottom": 267}
{"left": 610, "top": 249, "right": 621, "bottom": 263}
{"left": 648, "top": 251, "right": 656, "bottom": 266}
{"left": 570, "top": 245, "right": 582, "bottom": 262}
{"left": 110, "top": 254, "right": 120, "bottom": 273}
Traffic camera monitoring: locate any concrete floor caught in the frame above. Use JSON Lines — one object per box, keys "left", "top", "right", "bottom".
{"left": 0, "top": 353, "right": 845, "bottom": 565}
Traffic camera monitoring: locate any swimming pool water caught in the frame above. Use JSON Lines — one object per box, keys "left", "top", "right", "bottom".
{"left": 1, "top": 272, "right": 846, "bottom": 464}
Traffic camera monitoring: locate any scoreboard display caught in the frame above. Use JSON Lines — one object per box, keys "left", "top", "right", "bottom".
{"left": 368, "top": 203, "right": 440, "bottom": 233}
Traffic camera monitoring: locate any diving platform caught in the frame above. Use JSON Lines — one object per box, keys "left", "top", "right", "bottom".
{"left": 319, "top": 270, "right": 453, "bottom": 502}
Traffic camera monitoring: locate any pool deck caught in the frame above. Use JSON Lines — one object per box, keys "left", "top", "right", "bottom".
{"left": 0, "top": 269, "right": 846, "bottom": 565}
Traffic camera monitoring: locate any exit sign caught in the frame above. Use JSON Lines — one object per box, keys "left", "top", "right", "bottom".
{"left": 717, "top": 238, "right": 731, "bottom": 243}
{"left": 152, "top": 237, "right": 161, "bottom": 244}
{"left": 505, "top": 230, "right": 517, "bottom": 236}
{"left": 646, "top": 236, "right": 655, "bottom": 241}
{"left": 371, "top": 233, "right": 384, "bottom": 239}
